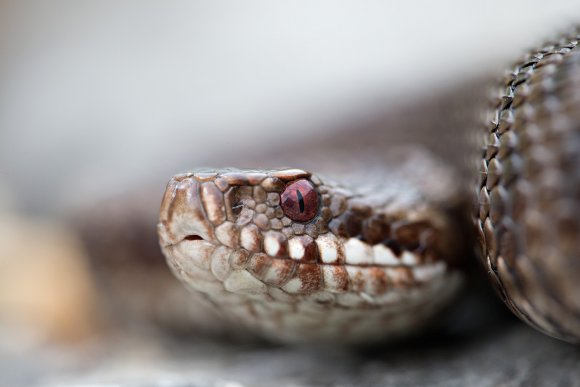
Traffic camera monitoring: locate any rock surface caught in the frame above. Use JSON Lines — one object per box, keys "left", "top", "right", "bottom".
{"left": 2, "top": 321, "right": 578, "bottom": 387}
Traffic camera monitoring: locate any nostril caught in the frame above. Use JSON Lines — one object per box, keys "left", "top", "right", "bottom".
{"left": 184, "top": 235, "right": 203, "bottom": 241}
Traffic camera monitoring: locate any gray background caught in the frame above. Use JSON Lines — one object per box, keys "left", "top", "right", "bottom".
{"left": 1, "top": 0, "right": 580, "bottom": 213}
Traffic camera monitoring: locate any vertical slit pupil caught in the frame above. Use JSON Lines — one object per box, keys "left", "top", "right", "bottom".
{"left": 297, "top": 190, "right": 305, "bottom": 213}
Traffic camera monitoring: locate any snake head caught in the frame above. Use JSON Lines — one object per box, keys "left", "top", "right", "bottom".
{"left": 158, "top": 168, "right": 330, "bottom": 257}
{"left": 158, "top": 166, "right": 466, "bottom": 343}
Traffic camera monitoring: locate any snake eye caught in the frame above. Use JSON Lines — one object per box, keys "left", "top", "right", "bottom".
{"left": 280, "top": 179, "right": 319, "bottom": 223}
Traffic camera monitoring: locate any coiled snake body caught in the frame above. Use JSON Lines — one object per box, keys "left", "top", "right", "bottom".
{"left": 83, "top": 28, "right": 580, "bottom": 345}
{"left": 478, "top": 31, "right": 580, "bottom": 343}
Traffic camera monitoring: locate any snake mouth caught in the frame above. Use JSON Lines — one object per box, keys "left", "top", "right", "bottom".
{"left": 167, "top": 231, "right": 431, "bottom": 271}
{"left": 183, "top": 234, "right": 203, "bottom": 241}
{"left": 163, "top": 234, "right": 450, "bottom": 301}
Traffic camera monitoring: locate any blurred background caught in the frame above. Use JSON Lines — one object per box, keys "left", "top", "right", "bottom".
{"left": 1, "top": 1, "right": 580, "bottom": 386}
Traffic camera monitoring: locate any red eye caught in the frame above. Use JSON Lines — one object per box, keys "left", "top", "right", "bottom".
{"left": 280, "top": 179, "right": 319, "bottom": 222}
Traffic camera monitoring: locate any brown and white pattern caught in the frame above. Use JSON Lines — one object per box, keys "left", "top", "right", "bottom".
{"left": 158, "top": 167, "right": 466, "bottom": 343}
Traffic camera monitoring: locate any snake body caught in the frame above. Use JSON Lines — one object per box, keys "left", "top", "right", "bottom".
{"left": 80, "top": 27, "right": 580, "bottom": 345}
{"left": 478, "top": 30, "right": 580, "bottom": 343}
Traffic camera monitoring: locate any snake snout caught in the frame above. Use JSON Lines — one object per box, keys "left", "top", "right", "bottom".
{"left": 158, "top": 174, "right": 216, "bottom": 247}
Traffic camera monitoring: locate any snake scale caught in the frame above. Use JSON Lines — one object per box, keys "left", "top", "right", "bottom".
{"left": 80, "top": 27, "right": 580, "bottom": 345}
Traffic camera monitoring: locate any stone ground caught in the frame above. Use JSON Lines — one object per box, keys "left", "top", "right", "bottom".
{"left": 2, "top": 318, "right": 579, "bottom": 387}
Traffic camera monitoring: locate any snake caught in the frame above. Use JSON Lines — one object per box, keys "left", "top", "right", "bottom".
{"left": 80, "top": 27, "right": 580, "bottom": 345}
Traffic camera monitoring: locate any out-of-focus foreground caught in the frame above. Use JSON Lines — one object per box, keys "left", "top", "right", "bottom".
{"left": 1, "top": 2, "right": 580, "bottom": 386}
